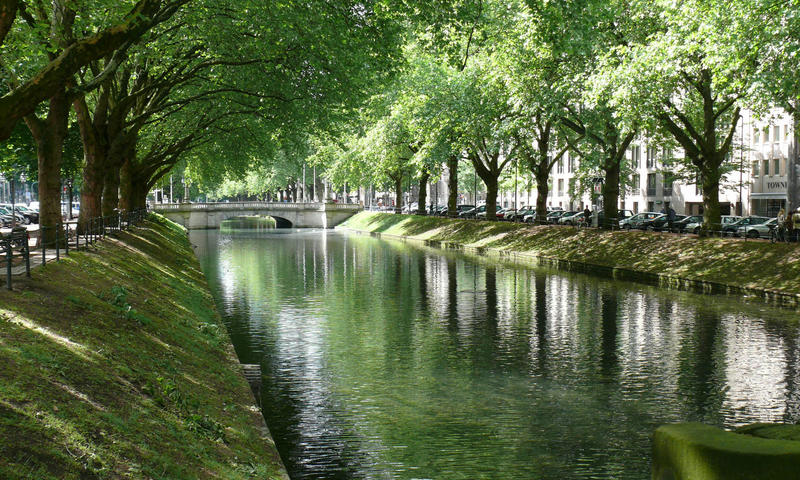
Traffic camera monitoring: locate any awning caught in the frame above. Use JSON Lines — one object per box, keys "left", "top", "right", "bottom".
{"left": 750, "top": 193, "right": 788, "bottom": 199}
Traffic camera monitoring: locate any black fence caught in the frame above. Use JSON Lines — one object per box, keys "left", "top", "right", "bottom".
{"left": 2, "top": 208, "right": 149, "bottom": 290}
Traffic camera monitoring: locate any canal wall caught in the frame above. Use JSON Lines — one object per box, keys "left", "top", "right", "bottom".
{"left": 339, "top": 212, "right": 800, "bottom": 307}
{"left": 0, "top": 214, "right": 289, "bottom": 479}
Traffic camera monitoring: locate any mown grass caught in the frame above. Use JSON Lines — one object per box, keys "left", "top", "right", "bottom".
{"left": 0, "top": 214, "right": 287, "bottom": 480}
{"left": 341, "top": 212, "right": 800, "bottom": 298}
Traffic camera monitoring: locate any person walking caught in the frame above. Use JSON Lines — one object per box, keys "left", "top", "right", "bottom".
{"left": 793, "top": 207, "right": 800, "bottom": 242}
{"left": 667, "top": 205, "right": 676, "bottom": 232}
{"left": 583, "top": 206, "right": 591, "bottom": 227}
{"left": 777, "top": 208, "right": 787, "bottom": 242}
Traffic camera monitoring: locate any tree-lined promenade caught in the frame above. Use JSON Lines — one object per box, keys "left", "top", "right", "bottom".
{"left": 1, "top": 0, "right": 799, "bottom": 239}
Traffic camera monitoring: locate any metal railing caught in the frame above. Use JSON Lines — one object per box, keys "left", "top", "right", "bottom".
{"left": 2, "top": 208, "right": 148, "bottom": 290}
{"left": 152, "top": 201, "right": 363, "bottom": 212}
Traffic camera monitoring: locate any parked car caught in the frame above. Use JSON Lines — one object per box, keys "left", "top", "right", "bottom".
{"left": 619, "top": 212, "right": 660, "bottom": 230}
{"left": 617, "top": 209, "right": 635, "bottom": 221}
{"left": 0, "top": 206, "right": 28, "bottom": 225}
{"left": 546, "top": 210, "right": 574, "bottom": 224}
{"left": 559, "top": 211, "right": 587, "bottom": 225}
{"left": 673, "top": 215, "right": 703, "bottom": 233}
{"left": 685, "top": 215, "right": 742, "bottom": 234}
{"left": 476, "top": 205, "right": 502, "bottom": 219}
{"left": 737, "top": 217, "right": 777, "bottom": 239}
{"left": 723, "top": 216, "right": 771, "bottom": 236}
{"left": 638, "top": 213, "right": 687, "bottom": 231}
{"left": 507, "top": 207, "right": 534, "bottom": 222}
{"left": 12, "top": 205, "right": 39, "bottom": 224}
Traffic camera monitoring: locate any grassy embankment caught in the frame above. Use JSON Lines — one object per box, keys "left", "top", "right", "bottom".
{"left": 340, "top": 212, "right": 800, "bottom": 302}
{"left": 0, "top": 214, "right": 288, "bottom": 479}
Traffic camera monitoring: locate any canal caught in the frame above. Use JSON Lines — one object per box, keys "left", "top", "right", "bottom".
{"left": 191, "top": 229, "right": 800, "bottom": 479}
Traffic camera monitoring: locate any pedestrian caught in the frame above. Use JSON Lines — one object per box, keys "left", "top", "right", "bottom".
{"left": 793, "top": 207, "right": 800, "bottom": 242}
{"left": 583, "top": 206, "right": 591, "bottom": 227}
{"left": 777, "top": 208, "right": 787, "bottom": 242}
{"left": 667, "top": 205, "right": 676, "bottom": 232}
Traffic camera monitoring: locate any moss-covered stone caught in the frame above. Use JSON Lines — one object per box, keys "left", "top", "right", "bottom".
{"left": 653, "top": 423, "right": 800, "bottom": 480}
{"left": 0, "top": 214, "right": 288, "bottom": 480}
{"left": 737, "top": 423, "right": 800, "bottom": 442}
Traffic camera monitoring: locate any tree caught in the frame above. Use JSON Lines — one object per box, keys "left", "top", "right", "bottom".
{"left": 748, "top": 0, "right": 800, "bottom": 211}
{"left": 0, "top": 0, "right": 189, "bottom": 140}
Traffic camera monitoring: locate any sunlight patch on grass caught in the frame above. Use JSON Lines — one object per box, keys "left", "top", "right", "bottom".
{"left": 1, "top": 309, "right": 93, "bottom": 361}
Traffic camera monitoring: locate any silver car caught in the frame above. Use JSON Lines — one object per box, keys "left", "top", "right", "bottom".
{"left": 685, "top": 215, "right": 742, "bottom": 234}
{"left": 737, "top": 217, "right": 777, "bottom": 239}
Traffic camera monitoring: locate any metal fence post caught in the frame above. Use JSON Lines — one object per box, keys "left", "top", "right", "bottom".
{"left": 42, "top": 227, "right": 46, "bottom": 267}
{"left": 55, "top": 226, "right": 60, "bottom": 261}
{"left": 24, "top": 232, "right": 30, "bottom": 277}
{"left": 5, "top": 238, "right": 11, "bottom": 290}
{"left": 65, "top": 223, "right": 69, "bottom": 255}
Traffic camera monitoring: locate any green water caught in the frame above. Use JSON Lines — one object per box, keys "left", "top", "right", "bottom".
{"left": 191, "top": 229, "right": 800, "bottom": 480}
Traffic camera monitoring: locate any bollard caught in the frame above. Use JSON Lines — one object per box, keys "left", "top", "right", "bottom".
{"left": 55, "top": 226, "right": 60, "bottom": 261}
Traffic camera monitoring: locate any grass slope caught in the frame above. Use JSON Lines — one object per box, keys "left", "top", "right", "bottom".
{"left": 341, "top": 212, "right": 800, "bottom": 299}
{"left": 0, "top": 214, "right": 287, "bottom": 480}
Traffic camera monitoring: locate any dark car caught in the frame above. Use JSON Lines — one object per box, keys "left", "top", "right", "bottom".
{"left": 638, "top": 213, "right": 687, "bottom": 231}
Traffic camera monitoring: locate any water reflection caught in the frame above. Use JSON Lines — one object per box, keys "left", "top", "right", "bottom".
{"left": 191, "top": 229, "right": 800, "bottom": 480}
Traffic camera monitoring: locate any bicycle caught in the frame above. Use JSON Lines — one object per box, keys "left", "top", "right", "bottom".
{"left": 770, "top": 225, "right": 787, "bottom": 244}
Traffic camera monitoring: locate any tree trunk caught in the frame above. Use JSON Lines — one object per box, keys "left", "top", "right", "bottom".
{"left": 602, "top": 159, "right": 621, "bottom": 229}
{"left": 535, "top": 169, "right": 549, "bottom": 224}
{"left": 483, "top": 175, "right": 499, "bottom": 221}
{"left": 25, "top": 91, "right": 69, "bottom": 244}
{"left": 417, "top": 170, "right": 430, "bottom": 215}
{"left": 447, "top": 155, "right": 458, "bottom": 217}
{"left": 102, "top": 165, "right": 120, "bottom": 216}
{"left": 130, "top": 175, "right": 148, "bottom": 210}
{"left": 119, "top": 157, "right": 132, "bottom": 212}
{"left": 394, "top": 175, "right": 403, "bottom": 214}
{"left": 701, "top": 168, "right": 722, "bottom": 235}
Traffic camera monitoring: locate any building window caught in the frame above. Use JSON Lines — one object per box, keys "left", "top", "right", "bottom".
{"left": 568, "top": 154, "right": 576, "bottom": 173}
{"left": 773, "top": 158, "right": 780, "bottom": 177}
{"left": 632, "top": 174, "right": 640, "bottom": 190}
{"left": 774, "top": 125, "right": 781, "bottom": 142}
{"left": 646, "top": 147, "right": 657, "bottom": 168}
{"left": 632, "top": 146, "right": 641, "bottom": 168}
{"left": 648, "top": 201, "right": 655, "bottom": 211}
{"left": 763, "top": 159, "right": 770, "bottom": 176}
{"left": 633, "top": 201, "right": 639, "bottom": 214}
{"left": 647, "top": 173, "right": 657, "bottom": 196}
{"left": 754, "top": 128, "right": 760, "bottom": 144}
{"left": 663, "top": 172, "right": 674, "bottom": 196}
{"left": 558, "top": 179, "right": 564, "bottom": 196}
{"left": 557, "top": 159, "right": 564, "bottom": 174}
{"left": 752, "top": 161, "right": 759, "bottom": 177}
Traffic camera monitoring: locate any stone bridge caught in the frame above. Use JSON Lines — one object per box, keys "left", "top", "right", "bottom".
{"left": 152, "top": 202, "right": 362, "bottom": 229}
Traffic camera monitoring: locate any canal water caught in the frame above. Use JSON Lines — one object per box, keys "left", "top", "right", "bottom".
{"left": 191, "top": 229, "right": 800, "bottom": 479}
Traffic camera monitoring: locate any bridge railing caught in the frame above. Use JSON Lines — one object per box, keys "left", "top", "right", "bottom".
{"left": 152, "top": 201, "right": 363, "bottom": 211}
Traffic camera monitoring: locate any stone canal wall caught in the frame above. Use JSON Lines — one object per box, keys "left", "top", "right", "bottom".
{"left": 0, "top": 214, "right": 288, "bottom": 480}
{"left": 339, "top": 212, "right": 800, "bottom": 306}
